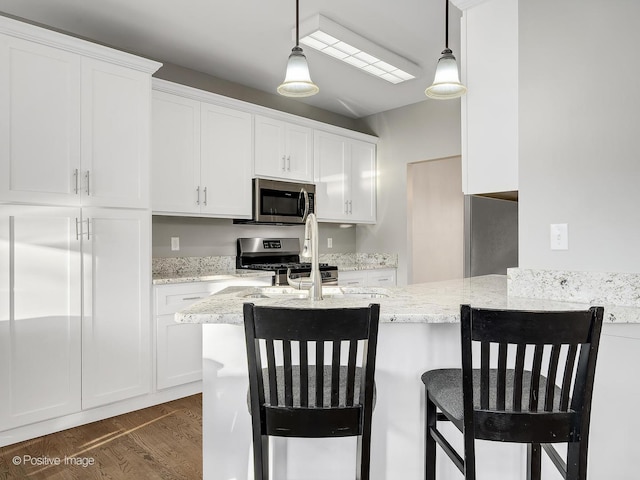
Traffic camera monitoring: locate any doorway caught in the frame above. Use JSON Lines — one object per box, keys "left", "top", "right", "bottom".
{"left": 407, "top": 156, "right": 464, "bottom": 284}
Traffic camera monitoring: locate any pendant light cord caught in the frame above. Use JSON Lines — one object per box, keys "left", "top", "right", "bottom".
{"left": 295, "top": 0, "right": 300, "bottom": 47}
{"left": 445, "top": 0, "right": 449, "bottom": 50}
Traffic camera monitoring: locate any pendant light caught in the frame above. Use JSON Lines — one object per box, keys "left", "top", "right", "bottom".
{"left": 425, "top": 0, "right": 467, "bottom": 99}
{"left": 277, "top": 0, "right": 319, "bottom": 97}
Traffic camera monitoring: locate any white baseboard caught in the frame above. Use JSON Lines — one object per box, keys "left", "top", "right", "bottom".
{"left": 0, "top": 382, "right": 202, "bottom": 448}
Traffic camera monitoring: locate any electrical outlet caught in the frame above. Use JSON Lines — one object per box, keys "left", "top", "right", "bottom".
{"left": 550, "top": 224, "right": 568, "bottom": 250}
{"left": 327, "top": 237, "right": 333, "bottom": 248}
{"left": 171, "top": 237, "right": 180, "bottom": 251}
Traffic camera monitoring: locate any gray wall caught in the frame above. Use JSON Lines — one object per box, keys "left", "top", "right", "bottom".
{"left": 519, "top": 0, "right": 640, "bottom": 273}
{"left": 357, "top": 99, "right": 463, "bottom": 286}
{"left": 152, "top": 216, "right": 356, "bottom": 258}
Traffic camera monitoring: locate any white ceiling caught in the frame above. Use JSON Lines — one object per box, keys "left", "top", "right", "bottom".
{"left": 0, "top": 0, "right": 463, "bottom": 119}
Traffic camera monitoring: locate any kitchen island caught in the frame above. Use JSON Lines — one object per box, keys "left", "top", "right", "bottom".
{"left": 177, "top": 275, "right": 640, "bottom": 480}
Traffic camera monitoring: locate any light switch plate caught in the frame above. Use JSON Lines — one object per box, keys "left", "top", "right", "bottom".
{"left": 550, "top": 224, "right": 568, "bottom": 250}
{"left": 171, "top": 237, "right": 180, "bottom": 251}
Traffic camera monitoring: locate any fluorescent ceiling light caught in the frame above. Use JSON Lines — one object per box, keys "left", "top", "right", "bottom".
{"left": 297, "top": 14, "right": 421, "bottom": 85}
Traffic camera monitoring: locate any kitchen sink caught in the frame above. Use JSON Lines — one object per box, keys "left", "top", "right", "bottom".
{"left": 239, "top": 286, "right": 390, "bottom": 300}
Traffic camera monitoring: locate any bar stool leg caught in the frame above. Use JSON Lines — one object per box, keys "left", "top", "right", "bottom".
{"left": 527, "top": 443, "right": 541, "bottom": 480}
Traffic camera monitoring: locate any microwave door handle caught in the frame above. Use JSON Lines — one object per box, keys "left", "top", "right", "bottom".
{"left": 300, "top": 188, "right": 310, "bottom": 222}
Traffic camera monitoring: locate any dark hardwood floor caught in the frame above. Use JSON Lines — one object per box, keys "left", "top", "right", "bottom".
{"left": 0, "top": 394, "right": 202, "bottom": 480}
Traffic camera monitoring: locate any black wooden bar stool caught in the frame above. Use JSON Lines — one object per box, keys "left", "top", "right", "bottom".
{"left": 422, "top": 304, "right": 604, "bottom": 479}
{"left": 243, "top": 303, "right": 380, "bottom": 480}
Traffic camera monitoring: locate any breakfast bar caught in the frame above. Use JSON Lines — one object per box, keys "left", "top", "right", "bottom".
{"left": 176, "top": 274, "right": 640, "bottom": 480}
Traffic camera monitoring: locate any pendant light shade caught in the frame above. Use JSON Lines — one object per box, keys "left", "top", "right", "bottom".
{"left": 278, "top": 46, "right": 319, "bottom": 97}
{"left": 426, "top": 0, "right": 466, "bottom": 100}
{"left": 278, "top": 0, "right": 319, "bottom": 97}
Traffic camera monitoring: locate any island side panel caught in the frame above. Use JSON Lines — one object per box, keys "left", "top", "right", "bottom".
{"left": 201, "top": 321, "right": 526, "bottom": 480}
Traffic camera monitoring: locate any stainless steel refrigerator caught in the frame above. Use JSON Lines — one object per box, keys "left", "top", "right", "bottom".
{"left": 464, "top": 195, "right": 518, "bottom": 277}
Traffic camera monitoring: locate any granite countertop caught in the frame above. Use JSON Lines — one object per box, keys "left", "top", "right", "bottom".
{"left": 175, "top": 274, "right": 639, "bottom": 325}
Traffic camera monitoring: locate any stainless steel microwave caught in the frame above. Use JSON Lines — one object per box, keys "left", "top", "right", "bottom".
{"left": 246, "top": 178, "right": 315, "bottom": 224}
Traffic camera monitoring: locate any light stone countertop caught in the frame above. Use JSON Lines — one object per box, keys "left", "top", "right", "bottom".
{"left": 175, "top": 274, "right": 639, "bottom": 325}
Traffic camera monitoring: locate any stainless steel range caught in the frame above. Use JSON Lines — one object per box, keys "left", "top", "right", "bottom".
{"left": 236, "top": 237, "right": 338, "bottom": 286}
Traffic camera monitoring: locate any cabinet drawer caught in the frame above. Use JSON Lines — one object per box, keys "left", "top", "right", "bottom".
{"left": 155, "top": 283, "right": 225, "bottom": 315}
{"left": 367, "top": 269, "right": 397, "bottom": 286}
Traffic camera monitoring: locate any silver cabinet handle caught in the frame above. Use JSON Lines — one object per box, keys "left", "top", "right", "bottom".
{"left": 85, "top": 218, "right": 91, "bottom": 240}
{"left": 75, "top": 217, "right": 81, "bottom": 240}
{"left": 282, "top": 155, "right": 286, "bottom": 171}
{"left": 287, "top": 155, "right": 291, "bottom": 171}
{"left": 196, "top": 186, "right": 200, "bottom": 205}
{"left": 85, "top": 171, "right": 90, "bottom": 196}
{"left": 203, "top": 187, "right": 208, "bottom": 206}
{"left": 182, "top": 296, "right": 204, "bottom": 301}
{"left": 345, "top": 200, "right": 349, "bottom": 214}
{"left": 349, "top": 200, "right": 353, "bottom": 214}
{"left": 74, "top": 169, "right": 79, "bottom": 194}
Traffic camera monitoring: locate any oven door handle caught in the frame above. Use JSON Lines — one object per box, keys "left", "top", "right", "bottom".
{"left": 286, "top": 268, "right": 313, "bottom": 290}
{"left": 299, "top": 188, "right": 310, "bottom": 223}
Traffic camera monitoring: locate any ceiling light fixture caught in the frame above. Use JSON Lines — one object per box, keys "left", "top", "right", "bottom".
{"left": 298, "top": 15, "right": 421, "bottom": 85}
{"left": 425, "top": 0, "right": 467, "bottom": 99}
{"left": 277, "top": 0, "right": 319, "bottom": 97}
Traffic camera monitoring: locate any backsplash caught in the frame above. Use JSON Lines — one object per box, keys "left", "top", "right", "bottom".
{"left": 507, "top": 268, "right": 640, "bottom": 307}
{"left": 152, "top": 256, "right": 236, "bottom": 276}
{"left": 507, "top": 268, "right": 640, "bottom": 323}
{"left": 319, "top": 253, "right": 398, "bottom": 270}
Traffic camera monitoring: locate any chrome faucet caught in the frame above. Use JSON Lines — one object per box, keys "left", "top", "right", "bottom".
{"left": 286, "top": 189, "right": 323, "bottom": 300}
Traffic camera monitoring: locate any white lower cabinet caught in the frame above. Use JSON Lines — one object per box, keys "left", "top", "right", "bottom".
{"left": 338, "top": 268, "right": 397, "bottom": 287}
{"left": 0, "top": 206, "right": 82, "bottom": 430}
{"left": 0, "top": 205, "right": 151, "bottom": 428}
{"left": 81, "top": 208, "right": 151, "bottom": 409}
{"left": 154, "top": 277, "right": 271, "bottom": 390}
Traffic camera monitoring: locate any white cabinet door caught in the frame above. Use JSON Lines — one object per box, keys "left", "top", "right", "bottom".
{"left": 349, "top": 140, "right": 377, "bottom": 223}
{"left": 254, "top": 115, "right": 313, "bottom": 182}
{"left": 0, "top": 36, "right": 82, "bottom": 206}
{"left": 0, "top": 205, "right": 82, "bottom": 429}
{"left": 314, "top": 131, "right": 348, "bottom": 221}
{"left": 81, "top": 58, "right": 151, "bottom": 209}
{"left": 284, "top": 123, "right": 313, "bottom": 182}
{"left": 82, "top": 208, "right": 151, "bottom": 408}
{"left": 315, "top": 131, "right": 376, "bottom": 223}
{"left": 254, "top": 115, "right": 285, "bottom": 178}
{"left": 461, "top": 0, "right": 518, "bottom": 195}
{"left": 156, "top": 315, "right": 203, "bottom": 389}
{"left": 200, "top": 103, "right": 252, "bottom": 218}
{"left": 151, "top": 91, "right": 201, "bottom": 214}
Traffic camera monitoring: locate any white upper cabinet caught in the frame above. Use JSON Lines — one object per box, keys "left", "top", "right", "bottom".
{"left": 200, "top": 103, "right": 252, "bottom": 217}
{"left": 81, "top": 59, "right": 152, "bottom": 209}
{"left": 0, "top": 37, "right": 82, "bottom": 206}
{"left": 151, "top": 88, "right": 252, "bottom": 219}
{"left": 461, "top": 0, "right": 518, "bottom": 195}
{"left": 254, "top": 115, "right": 313, "bottom": 183}
{"left": 151, "top": 91, "right": 201, "bottom": 214}
{"left": 0, "top": 17, "right": 160, "bottom": 208}
{"left": 314, "top": 131, "right": 376, "bottom": 224}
